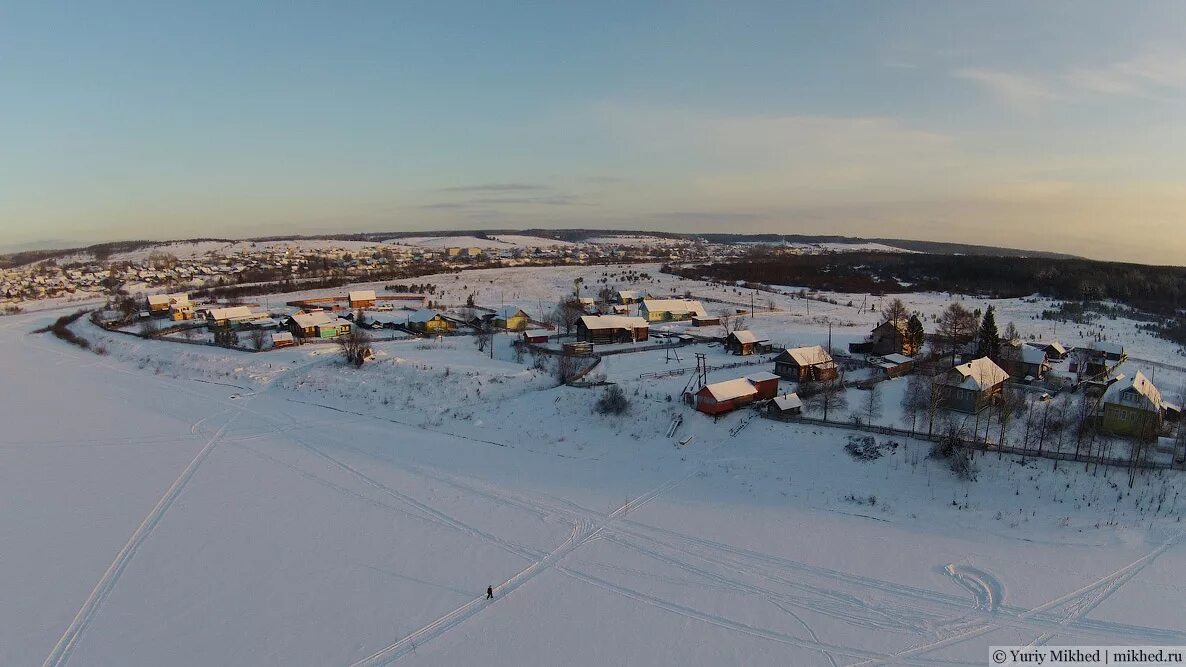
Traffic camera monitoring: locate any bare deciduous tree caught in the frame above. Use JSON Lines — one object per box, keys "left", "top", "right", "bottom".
{"left": 337, "top": 327, "right": 372, "bottom": 366}
{"left": 864, "top": 382, "right": 883, "bottom": 426}
{"left": 554, "top": 352, "right": 581, "bottom": 385}
{"left": 806, "top": 371, "right": 848, "bottom": 422}
{"left": 552, "top": 298, "right": 584, "bottom": 335}
{"left": 248, "top": 327, "right": 268, "bottom": 351}
{"left": 937, "top": 302, "right": 978, "bottom": 365}
{"left": 881, "top": 298, "right": 909, "bottom": 325}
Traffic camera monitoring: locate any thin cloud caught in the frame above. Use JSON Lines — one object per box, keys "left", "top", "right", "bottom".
{"left": 1068, "top": 48, "right": 1186, "bottom": 98}
{"left": 418, "top": 193, "right": 586, "bottom": 209}
{"left": 953, "top": 68, "right": 1060, "bottom": 113}
{"left": 435, "top": 183, "right": 553, "bottom": 193}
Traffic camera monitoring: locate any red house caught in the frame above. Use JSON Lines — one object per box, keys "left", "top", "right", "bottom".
{"left": 694, "top": 372, "right": 780, "bottom": 415}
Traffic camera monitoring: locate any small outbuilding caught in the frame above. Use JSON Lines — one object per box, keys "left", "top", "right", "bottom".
{"left": 871, "top": 353, "right": 914, "bottom": 378}
{"left": 767, "top": 393, "right": 803, "bottom": 418}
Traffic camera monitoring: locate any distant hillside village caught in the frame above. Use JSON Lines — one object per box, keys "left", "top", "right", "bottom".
{"left": 0, "top": 235, "right": 755, "bottom": 310}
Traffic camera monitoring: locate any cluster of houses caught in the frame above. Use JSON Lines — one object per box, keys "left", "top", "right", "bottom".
{"left": 679, "top": 312, "right": 1179, "bottom": 444}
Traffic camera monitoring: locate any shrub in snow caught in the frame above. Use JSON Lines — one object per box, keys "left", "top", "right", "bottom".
{"left": 596, "top": 385, "right": 630, "bottom": 416}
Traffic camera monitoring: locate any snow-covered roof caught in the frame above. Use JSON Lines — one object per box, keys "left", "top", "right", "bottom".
{"left": 947, "top": 357, "right": 1009, "bottom": 391}
{"left": 730, "top": 330, "right": 766, "bottom": 344}
{"left": 773, "top": 393, "right": 802, "bottom": 410}
{"left": 617, "top": 289, "right": 641, "bottom": 300}
{"left": 205, "top": 306, "right": 255, "bottom": 321}
{"left": 148, "top": 292, "right": 190, "bottom": 307}
{"left": 271, "top": 331, "right": 293, "bottom": 342}
{"left": 523, "top": 329, "right": 552, "bottom": 338}
{"left": 289, "top": 310, "right": 339, "bottom": 328}
{"left": 1020, "top": 345, "right": 1048, "bottom": 365}
{"left": 249, "top": 317, "right": 278, "bottom": 327}
{"left": 746, "top": 371, "right": 781, "bottom": 383}
{"left": 580, "top": 315, "right": 648, "bottom": 330}
{"left": 348, "top": 289, "right": 376, "bottom": 302}
{"left": 1044, "top": 340, "right": 1067, "bottom": 355}
{"left": 782, "top": 345, "right": 833, "bottom": 366}
{"left": 641, "top": 298, "right": 708, "bottom": 317}
{"left": 494, "top": 306, "right": 528, "bottom": 319}
{"left": 1102, "top": 371, "right": 1163, "bottom": 411}
{"left": 700, "top": 378, "right": 759, "bottom": 402}
{"left": 882, "top": 353, "right": 912, "bottom": 365}
{"left": 408, "top": 308, "right": 446, "bottom": 323}
{"left": 1090, "top": 341, "right": 1125, "bottom": 356}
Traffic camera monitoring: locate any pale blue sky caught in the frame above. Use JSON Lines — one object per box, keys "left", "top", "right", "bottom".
{"left": 2, "top": 2, "right": 1184, "bottom": 262}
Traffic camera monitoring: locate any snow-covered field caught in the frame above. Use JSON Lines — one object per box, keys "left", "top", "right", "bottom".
{"left": 5, "top": 265, "right": 1186, "bottom": 666}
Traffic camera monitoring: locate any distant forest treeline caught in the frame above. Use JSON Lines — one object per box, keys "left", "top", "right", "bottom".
{"left": 667, "top": 252, "right": 1186, "bottom": 316}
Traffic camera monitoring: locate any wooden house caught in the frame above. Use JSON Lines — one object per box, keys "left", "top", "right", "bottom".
{"left": 1101, "top": 371, "right": 1165, "bottom": 439}
{"left": 853, "top": 316, "right": 923, "bottom": 356}
{"left": 491, "top": 306, "right": 530, "bottom": 331}
{"left": 694, "top": 372, "right": 780, "bottom": 416}
{"left": 147, "top": 292, "right": 190, "bottom": 315}
{"left": 937, "top": 357, "right": 1009, "bottom": 413}
{"left": 1018, "top": 344, "right": 1049, "bottom": 381}
{"left": 286, "top": 310, "right": 353, "bottom": 339}
{"left": 1084, "top": 341, "right": 1126, "bottom": 378}
{"left": 203, "top": 306, "right": 257, "bottom": 328}
{"left": 348, "top": 290, "right": 376, "bottom": 309}
{"left": 725, "top": 330, "right": 768, "bottom": 356}
{"left": 639, "top": 298, "right": 707, "bottom": 322}
{"left": 522, "top": 329, "right": 551, "bottom": 344}
{"left": 616, "top": 289, "right": 643, "bottom": 304}
{"left": 773, "top": 346, "right": 838, "bottom": 382}
{"left": 407, "top": 308, "right": 454, "bottom": 334}
{"left": 691, "top": 315, "right": 720, "bottom": 327}
{"left": 1043, "top": 340, "right": 1069, "bottom": 361}
{"left": 577, "top": 315, "right": 649, "bottom": 344}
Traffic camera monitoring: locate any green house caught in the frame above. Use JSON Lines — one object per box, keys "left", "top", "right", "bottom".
{"left": 1101, "top": 372, "right": 1164, "bottom": 439}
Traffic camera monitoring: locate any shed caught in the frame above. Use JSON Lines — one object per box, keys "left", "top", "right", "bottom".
{"left": 348, "top": 290, "right": 377, "bottom": 309}
{"left": 767, "top": 393, "right": 803, "bottom": 418}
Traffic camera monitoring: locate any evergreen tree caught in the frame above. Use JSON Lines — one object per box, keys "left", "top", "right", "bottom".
{"left": 976, "top": 306, "right": 1001, "bottom": 360}
{"left": 906, "top": 314, "right": 926, "bottom": 355}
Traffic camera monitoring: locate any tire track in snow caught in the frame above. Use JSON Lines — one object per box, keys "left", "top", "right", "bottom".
{"left": 41, "top": 409, "right": 243, "bottom": 667}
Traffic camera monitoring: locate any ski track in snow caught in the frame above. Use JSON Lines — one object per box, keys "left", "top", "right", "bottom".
{"left": 349, "top": 475, "right": 694, "bottom": 666}
{"left": 41, "top": 410, "right": 243, "bottom": 667}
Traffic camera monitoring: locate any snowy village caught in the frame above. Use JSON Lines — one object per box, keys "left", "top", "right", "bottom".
{"left": 6, "top": 233, "right": 1186, "bottom": 666}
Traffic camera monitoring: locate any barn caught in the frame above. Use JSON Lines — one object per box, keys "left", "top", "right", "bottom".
{"left": 348, "top": 290, "right": 377, "bottom": 309}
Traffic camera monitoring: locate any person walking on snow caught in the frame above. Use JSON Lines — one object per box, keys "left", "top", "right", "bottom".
{"left": 486, "top": 586, "right": 494, "bottom": 599}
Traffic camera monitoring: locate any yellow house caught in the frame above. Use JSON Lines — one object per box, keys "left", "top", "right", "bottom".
{"left": 408, "top": 308, "right": 454, "bottom": 333}
{"left": 493, "top": 306, "right": 529, "bottom": 331}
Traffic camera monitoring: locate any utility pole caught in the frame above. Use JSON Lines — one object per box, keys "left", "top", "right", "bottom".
{"left": 750, "top": 291, "right": 754, "bottom": 318}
